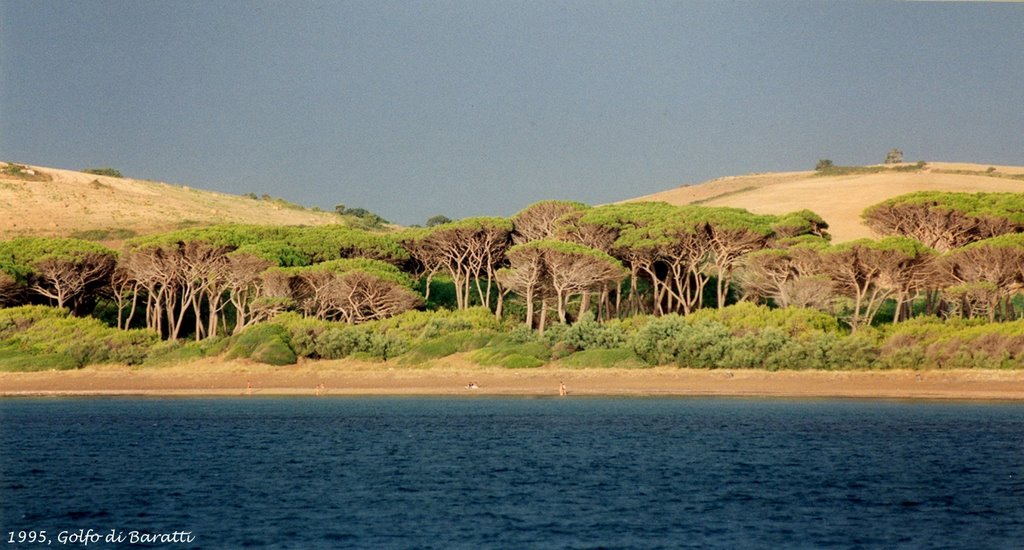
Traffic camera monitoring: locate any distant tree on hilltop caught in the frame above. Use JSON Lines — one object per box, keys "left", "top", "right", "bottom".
{"left": 83, "top": 167, "right": 124, "bottom": 178}
{"left": 426, "top": 215, "right": 452, "bottom": 227}
{"left": 335, "top": 204, "right": 389, "bottom": 227}
{"left": 884, "top": 149, "right": 903, "bottom": 164}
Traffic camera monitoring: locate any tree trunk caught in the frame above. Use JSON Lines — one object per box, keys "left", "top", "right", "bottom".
{"left": 207, "top": 293, "right": 222, "bottom": 340}
{"left": 716, "top": 267, "right": 728, "bottom": 309}
{"left": 538, "top": 298, "right": 548, "bottom": 335}
{"left": 557, "top": 290, "right": 567, "bottom": 324}
{"left": 474, "top": 274, "right": 487, "bottom": 309}
{"left": 495, "top": 288, "right": 506, "bottom": 320}
{"left": 192, "top": 295, "right": 204, "bottom": 342}
{"left": 579, "top": 291, "right": 591, "bottom": 318}
{"left": 628, "top": 270, "right": 639, "bottom": 315}
{"left": 524, "top": 286, "right": 535, "bottom": 329}
{"left": 422, "top": 269, "right": 437, "bottom": 303}
{"left": 614, "top": 284, "right": 621, "bottom": 320}
{"left": 124, "top": 288, "right": 139, "bottom": 330}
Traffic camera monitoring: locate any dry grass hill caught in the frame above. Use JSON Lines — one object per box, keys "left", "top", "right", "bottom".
{"left": 4, "top": 160, "right": 1022, "bottom": 247}
{"left": 0, "top": 162, "right": 341, "bottom": 244}
{"left": 627, "top": 162, "right": 1024, "bottom": 243}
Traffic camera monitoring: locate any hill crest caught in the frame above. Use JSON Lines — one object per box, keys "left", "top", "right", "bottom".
{"left": 5, "top": 160, "right": 1022, "bottom": 246}
{"left": 0, "top": 162, "right": 342, "bottom": 243}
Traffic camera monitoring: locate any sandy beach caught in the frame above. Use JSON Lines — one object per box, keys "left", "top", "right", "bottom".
{"left": 3, "top": 359, "right": 1024, "bottom": 400}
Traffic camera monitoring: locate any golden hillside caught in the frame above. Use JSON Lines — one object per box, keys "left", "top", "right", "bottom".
{"left": 0, "top": 162, "right": 341, "bottom": 241}
{"left": 627, "top": 162, "right": 1024, "bottom": 242}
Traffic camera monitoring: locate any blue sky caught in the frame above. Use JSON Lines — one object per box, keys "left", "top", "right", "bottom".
{"left": 2, "top": 1, "right": 1022, "bottom": 225}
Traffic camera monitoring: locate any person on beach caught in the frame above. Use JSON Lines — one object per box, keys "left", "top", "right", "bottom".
{"left": 559, "top": 381, "right": 567, "bottom": 396}
{"left": 246, "top": 380, "right": 252, "bottom": 396}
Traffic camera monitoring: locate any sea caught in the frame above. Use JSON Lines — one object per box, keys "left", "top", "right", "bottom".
{"left": 2, "top": 397, "right": 1023, "bottom": 549}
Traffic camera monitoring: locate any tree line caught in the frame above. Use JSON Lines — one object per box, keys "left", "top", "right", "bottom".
{"left": 1, "top": 191, "right": 1023, "bottom": 344}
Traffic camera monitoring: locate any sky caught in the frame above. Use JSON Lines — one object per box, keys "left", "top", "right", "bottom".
{"left": 1, "top": 1, "right": 1022, "bottom": 225}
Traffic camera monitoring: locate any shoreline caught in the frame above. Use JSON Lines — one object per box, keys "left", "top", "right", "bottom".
{"left": 3, "top": 361, "right": 1024, "bottom": 400}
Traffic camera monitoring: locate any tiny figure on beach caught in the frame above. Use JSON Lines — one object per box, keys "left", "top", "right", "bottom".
{"left": 315, "top": 383, "right": 325, "bottom": 396}
{"left": 466, "top": 382, "right": 479, "bottom": 390}
{"left": 246, "top": 380, "right": 253, "bottom": 396}
{"left": 559, "top": 381, "right": 567, "bottom": 397}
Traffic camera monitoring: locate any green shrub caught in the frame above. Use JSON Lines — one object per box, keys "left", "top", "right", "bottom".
{"left": 82, "top": 167, "right": 123, "bottom": 178}
{"left": 879, "top": 318, "right": 1024, "bottom": 369}
{"left": 631, "top": 316, "right": 737, "bottom": 368}
{"left": 0, "top": 346, "right": 78, "bottom": 371}
{"left": 892, "top": 161, "right": 927, "bottom": 172}
{"left": 549, "top": 340, "right": 575, "bottom": 361}
{"left": 334, "top": 205, "right": 389, "bottom": 227}
{"left": 251, "top": 339, "right": 297, "bottom": 366}
{"left": 690, "top": 302, "right": 840, "bottom": 337}
{"left": 69, "top": 228, "right": 138, "bottom": 241}
{"left": 827, "top": 329, "right": 881, "bottom": 370}
{"left": 505, "top": 323, "right": 538, "bottom": 344}
{"left": 144, "top": 337, "right": 229, "bottom": 367}
{"left": 882, "top": 342, "right": 928, "bottom": 370}
{"left": 629, "top": 309, "right": 880, "bottom": 370}
{"left": 0, "top": 305, "right": 70, "bottom": 338}
{"left": 560, "top": 312, "right": 627, "bottom": 351}
{"left": 375, "top": 307, "right": 500, "bottom": 340}
{"left": 8, "top": 316, "right": 159, "bottom": 367}
{"left": 469, "top": 341, "right": 550, "bottom": 368}
{"left": 722, "top": 327, "right": 792, "bottom": 370}
{"left": 540, "top": 322, "right": 569, "bottom": 346}
{"left": 630, "top": 314, "right": 691, "bottom": 365}
{"left": 400, "top": 329, "right": 495, "bottom": 364}
{"left": 671, "top": 320, "right": 734, "bottom": 369}
{"left": 499, "top": 354, "right": 547, "bottom": 368}
{"left": 269, "top": 311, "right": 413, "bottom": 361}
{"left": 315, "top": 324, "right": 408, "bottom": 360}
{"left": 626, "top": 311, "right": 1024, "bottom": 370}
{"left": 814, "top": 164, "right": 889, "bottom": 176}
{"left": 358, "top": 331, "right": 408, "bottom": 361}
{"left": 1, "top": 163, "right": 29, "bottom": 176}
{"left": 560, "top": 348, "right": 648, "bottom": 369}
{"left": 273, "top": 313, "right": 331, "bottom": 357}
{"left": 226, "top": 323, "right": 296, "bottom": 365}
{"left": 762, "top": 332, "right": 835, "bottom": 371}
{"left": 227, "top": 323, "right": 287, "bottom": 357}
{"left": 314, "top": 325, "right": 372, "bottom": 359}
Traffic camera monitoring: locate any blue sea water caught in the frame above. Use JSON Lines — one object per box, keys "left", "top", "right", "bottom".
{"left": 2, "top": 397, "right": 1023, "bottom": 549}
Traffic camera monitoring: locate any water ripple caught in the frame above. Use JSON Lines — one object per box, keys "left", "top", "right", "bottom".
{"left": 2, "top": 397, "right": 1023, "bottom": 548}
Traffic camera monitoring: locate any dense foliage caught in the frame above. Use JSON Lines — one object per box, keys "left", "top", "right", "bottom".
{"left": 1, "top": 192, "right": 1022, "bottom": 369}
{"left": 863, "top": 191, "right": 1024, "bottom": 251}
